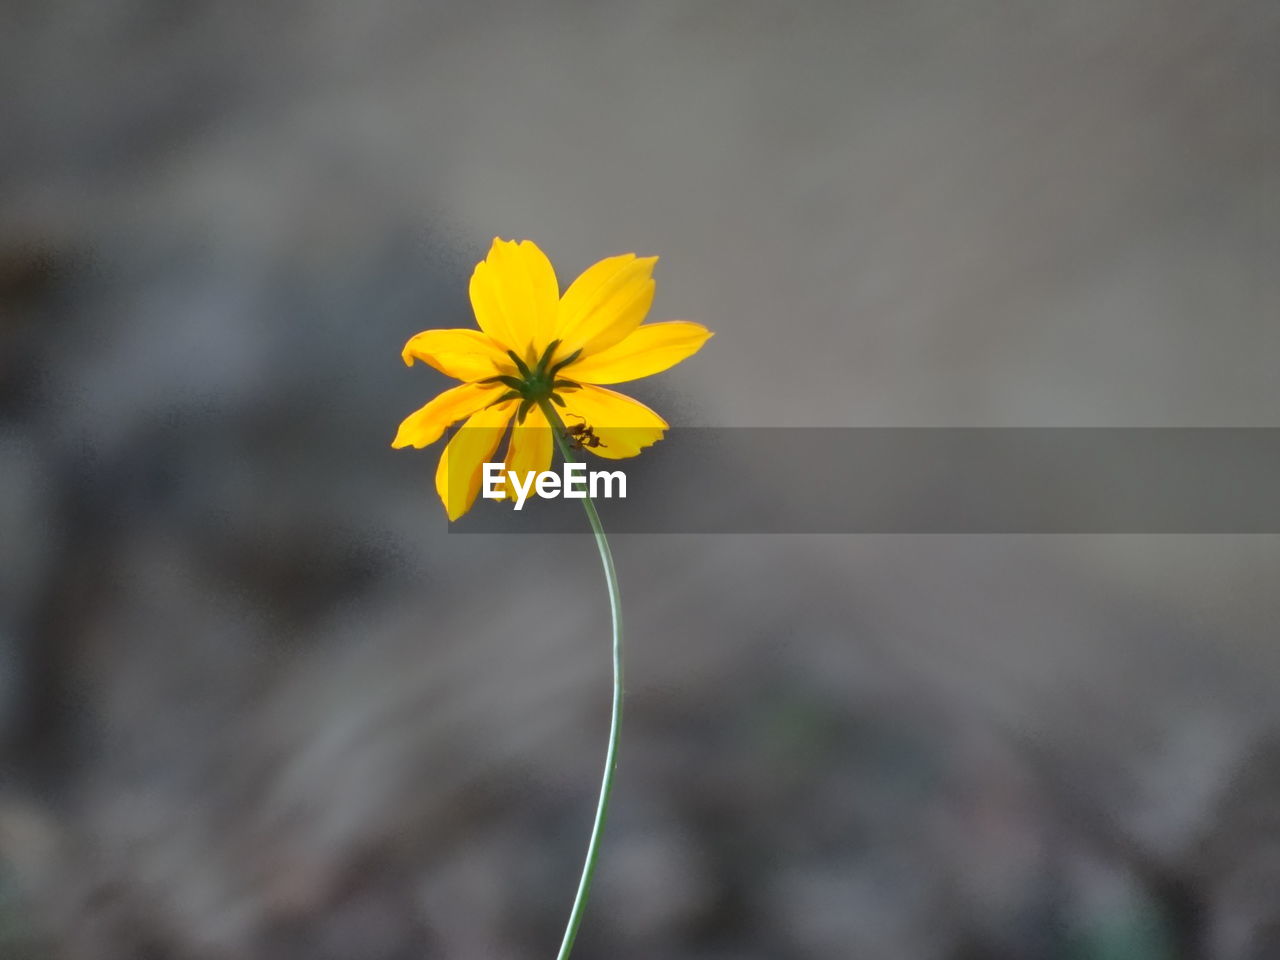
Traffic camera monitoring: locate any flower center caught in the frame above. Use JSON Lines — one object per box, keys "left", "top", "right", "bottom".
{"left": 481, "top": 339, "right": 581, "bottom": 423}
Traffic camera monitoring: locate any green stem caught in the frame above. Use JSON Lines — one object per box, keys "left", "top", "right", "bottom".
{"left": 537, "top": 399, "right": 624, "bottom": 960}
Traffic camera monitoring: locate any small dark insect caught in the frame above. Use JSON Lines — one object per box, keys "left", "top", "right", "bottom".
{"left": 565, "top": 421, "right": 607, "bottom": 450}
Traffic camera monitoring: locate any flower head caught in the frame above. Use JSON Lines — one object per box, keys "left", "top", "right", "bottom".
{"left": 394, "top": 238, "right": 713, "bottom": 519}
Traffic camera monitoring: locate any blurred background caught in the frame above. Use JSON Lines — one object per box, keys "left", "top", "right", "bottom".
{"left": 2, "top": 1, "right": 1279, "bottom": 957}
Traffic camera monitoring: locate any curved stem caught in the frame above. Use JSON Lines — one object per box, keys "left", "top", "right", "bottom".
{"left": 537, "top": 399, "right": 624, "bottom": 960}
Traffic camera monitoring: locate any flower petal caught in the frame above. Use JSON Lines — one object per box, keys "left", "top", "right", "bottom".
{"left": 468, "top": 238, "right": 560, "bottom": 360}
{"left": 434, "top": 399, "right": 516, "bottom": 520}
{"left": 558, "top": 384, "right": 668, "bottom": 460}
{"left": 562, "top": 321, "right": 713, "bottom": 385}
{"left": 391, "top": 381, "right": 506, "bottom": 449}
{"left": 555, "top": 254, "right": 657, "bottom": 360}
{"left": 495, "top": 404, "right": 553, "bottom": 500}
{"left": 401, "top": 328, "right": 512, "bottom": 381}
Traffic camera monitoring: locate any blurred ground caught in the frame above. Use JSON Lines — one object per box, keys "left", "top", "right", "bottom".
{"left": 1, "top": 1, "right": 1279, "bottom": 958}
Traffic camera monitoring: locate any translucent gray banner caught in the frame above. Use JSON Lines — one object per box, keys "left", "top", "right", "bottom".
{"left": 450, "top": 429, "right": 1280, "bottom": 533}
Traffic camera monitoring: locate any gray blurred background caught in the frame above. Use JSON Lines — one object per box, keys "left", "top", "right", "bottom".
{"left": 2, "top": 1, "right": 1279, "bottom": 958}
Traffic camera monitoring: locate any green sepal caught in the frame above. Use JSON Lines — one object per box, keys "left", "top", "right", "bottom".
{"left": 485, "top": 390, "right": 521, "bottom": 408}
{"left": 506, "top": 350, "right": 533, "bottom": 379}
{"left": 549, "top": 349, "right": 582, "bottom": 376}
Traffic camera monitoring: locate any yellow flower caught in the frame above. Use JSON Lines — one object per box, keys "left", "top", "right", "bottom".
{"left": 393, "top": 238, "right": 713, "bottom": 520}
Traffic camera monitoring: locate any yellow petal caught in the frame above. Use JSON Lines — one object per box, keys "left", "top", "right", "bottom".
{"left": 495, "top": 404, "right": 553, "bottom": 500}
{"left": 558, "top": 384, "right": 668, "bottom": 460}
{"left": 562, "top": 321, "right": 713, "bottom": 385}
{"left": 401, "top": 328, "right": 512, "bottom": 381}
{"left": 468, "top": 238, "right": 560, "bottom": 360}
{"left": 392, "top": 381, "right": 506, "bottom": 449}
{"left": 555, "top": 254, "right": 657, "bottom": 360}
{"left": 434, "top": 399, "right": 516, "bottom": 521}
